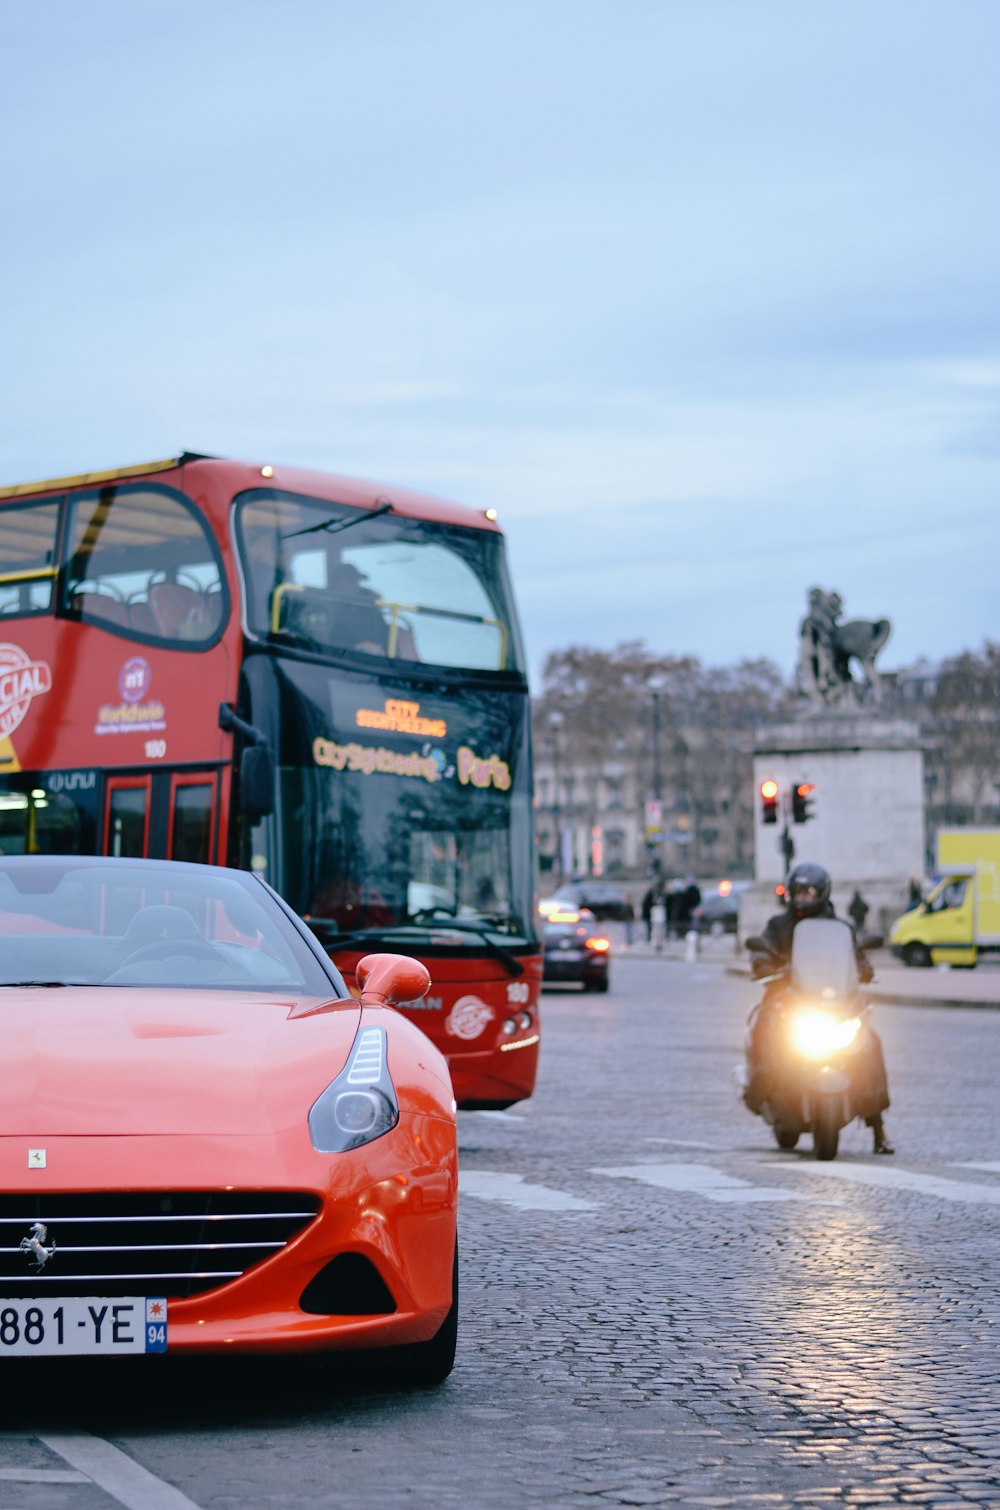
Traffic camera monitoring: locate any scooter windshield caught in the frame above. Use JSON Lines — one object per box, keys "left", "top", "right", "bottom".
{"left": 790, "top": 917, "right": 859, "bottom": 998}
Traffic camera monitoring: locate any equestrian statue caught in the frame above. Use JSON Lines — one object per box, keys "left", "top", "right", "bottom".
{"left": 797, "top": 588, "right": 891, "bottom": 709}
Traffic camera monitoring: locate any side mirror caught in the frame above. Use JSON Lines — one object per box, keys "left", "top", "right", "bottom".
{"left": 356, "top": 953, "right": 431, "bottom": 1007}
{"left": 241, "top": 743, "right": 275, "bottom": 821}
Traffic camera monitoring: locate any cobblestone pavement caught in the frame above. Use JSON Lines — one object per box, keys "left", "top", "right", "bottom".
{"left": 2, "top": 954, "right": 999, "bottom": 1509}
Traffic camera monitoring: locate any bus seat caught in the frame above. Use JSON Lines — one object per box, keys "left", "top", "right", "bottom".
{"left": 71, "top": 592, "right": 129, "bottom": 627}
{"left": 147, "top": 582, "right": 210, "bottom": 639}
{"left": 129, "top": 598, "right": 156, "bottom": 635}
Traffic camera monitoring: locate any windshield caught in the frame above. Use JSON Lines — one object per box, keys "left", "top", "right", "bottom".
{"left": 790, "top": 917, "right": 859, "bottom": 998}
{"left": 245, "top": 659, "right": 536, "bottom": 949}
{"left": 234, "top": 489, "right": 526, "bottom": 674}
{"left": 0, "top": 857, "right": 341, "bottom": 993}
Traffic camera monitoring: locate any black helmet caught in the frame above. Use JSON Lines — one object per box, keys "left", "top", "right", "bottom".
{"left": 785, "top": 861, "right": 831, "bottom": 917}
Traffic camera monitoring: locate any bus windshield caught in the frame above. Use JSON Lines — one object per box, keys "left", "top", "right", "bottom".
{"left": 250, "top": 660, "right": 536, "bottom": 950}
{"left": 235, "top": 490, "right": 525, "bottom": 674}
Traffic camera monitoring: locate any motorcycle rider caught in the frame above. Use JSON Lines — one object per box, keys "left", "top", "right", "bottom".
{"left": 745, "top": 861, "right": 894, "bottom": 1154}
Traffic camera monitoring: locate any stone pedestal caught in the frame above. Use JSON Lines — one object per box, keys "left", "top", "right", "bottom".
{"left": 741, "top": 714, "right": 925, "bottom": 941}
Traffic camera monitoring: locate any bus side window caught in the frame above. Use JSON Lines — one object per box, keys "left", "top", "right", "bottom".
{"left": 0, "top": 500, "right": 59, "bottom": 618}
{"left": 62, "top": 485, "right": 227, "bottom": 647}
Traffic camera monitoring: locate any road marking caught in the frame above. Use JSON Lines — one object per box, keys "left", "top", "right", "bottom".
{"left": 645, "top": 1137, "right": 718, "bottom": 1149}
{"left": 594, "top": 1163, "right": 816, "bottom": 1204}
{"left": 0, "top": 1468, "right": 88, "bottom": 1483}
{"left": 460, "top": 1109, "right": 525, "bottom": 1122}
{"left": 954, "top": 1160, "right": 1000, "bottom": 1174}
{"left": 764, "top": 1161, "right": 1000, "bottom": 1205}
{"left": 40, "top": 1433, "right": 203, "bottom": 1510}
{"left": 460, "top": 1171, "right": 596, "bottom": 1211}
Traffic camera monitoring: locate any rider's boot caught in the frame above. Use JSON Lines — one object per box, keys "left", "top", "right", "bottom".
{"left": 869, "top": 1114, "right": 895, "bottom": 1155}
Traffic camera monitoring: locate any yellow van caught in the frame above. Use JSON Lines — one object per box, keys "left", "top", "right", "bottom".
{"left": 890, "top": 829, "right": 1000, "bottom": 968}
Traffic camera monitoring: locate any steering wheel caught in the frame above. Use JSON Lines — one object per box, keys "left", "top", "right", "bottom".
{"left": 410, "top": 907, "right": 458, "bottom": 923}
{"left": 105, "top": 938, "right": 226, "bottom": 982}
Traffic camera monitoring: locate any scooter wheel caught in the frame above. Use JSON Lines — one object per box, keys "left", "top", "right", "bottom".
{"left": 773, "top": 1125, "right": 800, "bottom": 1151}
{"left": 812, "top": 1102, "right": 840, "bottom": 1160}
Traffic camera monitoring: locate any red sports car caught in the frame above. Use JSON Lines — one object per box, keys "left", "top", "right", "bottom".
{"left": 0, "top": 855, "right": 458, "bottom": 1385}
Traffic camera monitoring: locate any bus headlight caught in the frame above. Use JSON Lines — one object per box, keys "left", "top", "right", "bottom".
{"left": 309, "top": 1025, "right": 399, "bottom": 1152}
{"left": 790, "top": 1010, "right": 862, "bottom": 1061}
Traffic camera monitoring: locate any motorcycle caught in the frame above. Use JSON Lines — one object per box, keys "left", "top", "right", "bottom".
{"left": 741, "top": 916, "right": 883, "bottom": 1161}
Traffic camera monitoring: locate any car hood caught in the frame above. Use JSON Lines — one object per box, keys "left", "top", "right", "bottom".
{"left": 0, "top": 988, "right": 362, "bottom": 1137}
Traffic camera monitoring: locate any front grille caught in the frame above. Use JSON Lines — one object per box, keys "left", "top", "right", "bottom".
{"left": 0, "top": 1192, "right": 320, "bottom": 1300}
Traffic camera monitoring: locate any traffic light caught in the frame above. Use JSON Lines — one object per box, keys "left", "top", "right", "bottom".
{"left": 760, "top": 779, "right": 779, "bottom": 825}
{"left": 792, "top": 782, "right": 816, "bottom": 823}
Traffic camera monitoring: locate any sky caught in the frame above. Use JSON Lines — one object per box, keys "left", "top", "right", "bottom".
{"left": 2, "top": 0, "right": 998, "bottom": 689}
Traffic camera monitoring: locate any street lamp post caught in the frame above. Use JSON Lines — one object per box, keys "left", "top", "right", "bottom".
{"left": 547, "top": 710, "right": 565, "bottom": 881}
{"left": 645, "top": 675, "right": 667, "bottom": 877}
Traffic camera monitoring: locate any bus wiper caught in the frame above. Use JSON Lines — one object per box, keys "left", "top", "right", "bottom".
{"left": 413, "top": 919, "right": 526, "bottom": 977}
{"left": 284, "top": 500, "right": 393, "bottom": 542}
{"left": 314, "top": 921, "right": 526, "bottom": 978}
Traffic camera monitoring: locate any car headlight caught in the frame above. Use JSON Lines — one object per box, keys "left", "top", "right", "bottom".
{"left": 790, "top": 1009, "right": 862, "bottom": 1061}
{"left": 309, "top": 1025, "right": 399, "bottom": 1153}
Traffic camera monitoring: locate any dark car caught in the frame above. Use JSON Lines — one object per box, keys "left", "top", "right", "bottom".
{"left": 542, "top": 906, "right": 611, "bottom": 992}
{"left": 692, "top": 881, "right": 748, "bottom": 935}
{"left": 553, "top": 879, "right": 632, "bottom": 922}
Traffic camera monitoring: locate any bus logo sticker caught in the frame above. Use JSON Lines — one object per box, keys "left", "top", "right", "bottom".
{"left": 0, "top": 644, "right": 52, "bottom": 739}
{"left": 446, "top": 995, "right": 494, "bottom": 1041}
{"left": 119, "top": 657, "right": 152, "bottom": 703}
{"left": 313, "top": 736, "right": 441, "bottom": 783}
{"left": 457, "top": 746, "right": 511, "bottom": 791}
{"left": 96, "top": 658, "right": 166, "bottom": 736}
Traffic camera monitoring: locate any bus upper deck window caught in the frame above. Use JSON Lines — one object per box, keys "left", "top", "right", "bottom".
{"left": 236, "top": 492, "right": 525, "bottom": 675}
{"left": 62, "top": 485, "right": 226, "bottom": 647}
{"left": 0, "top": 500, "right": 60, "bottom": 618}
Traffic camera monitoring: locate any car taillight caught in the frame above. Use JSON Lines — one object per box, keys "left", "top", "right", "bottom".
{"left": 585, "top": 936, "right": 610, "bottom": 952}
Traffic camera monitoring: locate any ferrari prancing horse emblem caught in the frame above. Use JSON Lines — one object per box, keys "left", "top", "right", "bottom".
{"left": 28, "top": 1148, "right": 46, "bottom": 1168}
{"left": 20, "top": 1222, "right": 56, "bottom": 1270}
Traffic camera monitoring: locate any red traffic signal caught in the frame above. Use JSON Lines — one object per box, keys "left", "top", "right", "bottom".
{"left": 792, "top": 782, "right": 816, "bottom": 823}
{"left": 760, "top": 779, "right": 779, "bottom": 824}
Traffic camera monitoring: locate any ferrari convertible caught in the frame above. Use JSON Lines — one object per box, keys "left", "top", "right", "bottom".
{"left": 0, "top": 855, "right": 458, "bottom": 1385}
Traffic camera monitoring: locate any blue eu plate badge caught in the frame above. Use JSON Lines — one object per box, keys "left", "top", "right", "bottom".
{"left": 145, "top": 1297, "right": 168, "bottom": 1353}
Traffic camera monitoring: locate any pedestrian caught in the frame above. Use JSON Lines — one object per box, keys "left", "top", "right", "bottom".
{"left": 650, "top": 890, "right": 667, "bottom": 952}
{"left": 682, "top": 875, "right": 702, "bottom": 934}
{"left": 641, "top": 885, "right": 656, "bottom": 943}
{"left": 848, "top": 888, "right": 869, "bottom": 935}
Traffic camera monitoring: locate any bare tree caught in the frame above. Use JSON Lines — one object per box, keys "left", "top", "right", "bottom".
{"left": 927, "top": 642, "right": 1000, "bottom": 824}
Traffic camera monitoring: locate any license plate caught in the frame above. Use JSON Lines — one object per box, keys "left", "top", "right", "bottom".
{"left": 0, "top": 1297, "right": 167, "bottom": 1355}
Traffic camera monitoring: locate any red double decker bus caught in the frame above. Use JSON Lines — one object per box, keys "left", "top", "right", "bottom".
{"left": 0, "top": 453, "right": 540, "bottom": 1106}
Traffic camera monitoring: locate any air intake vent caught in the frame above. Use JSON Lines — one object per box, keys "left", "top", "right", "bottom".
{"left": 300, "top": 1253, "right": 397, "bottom": 1315}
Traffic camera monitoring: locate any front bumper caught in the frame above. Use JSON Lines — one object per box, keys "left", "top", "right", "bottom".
{"left": 0, "top": 1113, "right": 457, "bottom": 1356}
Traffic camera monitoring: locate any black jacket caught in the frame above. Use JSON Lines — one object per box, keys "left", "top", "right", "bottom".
{"left": 750, "top": 903, "right": 873, "bottom": 983}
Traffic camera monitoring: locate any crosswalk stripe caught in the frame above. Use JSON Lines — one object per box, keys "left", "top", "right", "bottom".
{"left": 594, "top": 1163, "right": 816, "bottom": 1204}
{"left": 953, "top": 1160, "right": 1000, "bottom": 1174}
{"left": 460, "top": 1171, "right": 596, "bottom": 1211}
{"left": 764, "top": 1160, "right": 1000, "bottom": 1205}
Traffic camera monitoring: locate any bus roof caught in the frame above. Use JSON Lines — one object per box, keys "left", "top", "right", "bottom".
{"left": 0, "top": 453, "right": 503, "bottom": 533}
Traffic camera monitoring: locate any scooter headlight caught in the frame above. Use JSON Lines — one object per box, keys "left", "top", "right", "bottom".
{"left": 791, "top": 1009, "right": 862, "bottom": 1061}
